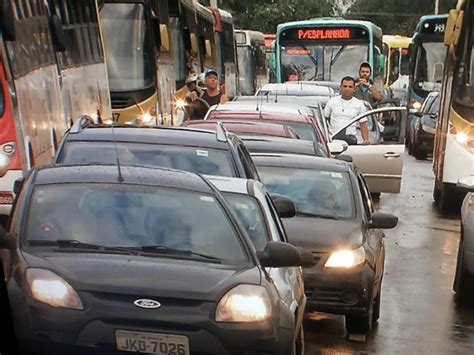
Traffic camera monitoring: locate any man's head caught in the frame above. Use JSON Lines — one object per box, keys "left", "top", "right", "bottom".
{"left": 340, "top": 76, "right": 356, "bottom": 100}
{"left": 205, "top": 69, "right": 219, "bottom": 91}
{"left": 359, "top": 62, "right": 372, "bottom": 80}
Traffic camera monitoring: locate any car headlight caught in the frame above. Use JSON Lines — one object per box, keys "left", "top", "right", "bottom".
{"left": 26, "top": 269, "right": 83, "bottom": 310}
{"left": 325, "top": 246, "right": 365, "bottom": 268}
{"left": 215, "top": 284, "right": 271, "bottom": 322}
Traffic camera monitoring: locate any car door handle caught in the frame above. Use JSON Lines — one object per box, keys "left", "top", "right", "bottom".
{"left": 383, "top": 152, "right": 400, "bottom": 159}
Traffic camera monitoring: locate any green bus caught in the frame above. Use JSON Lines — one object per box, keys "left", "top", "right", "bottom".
{"left": 275, "top": 19, "right": 385, "bottom": 84}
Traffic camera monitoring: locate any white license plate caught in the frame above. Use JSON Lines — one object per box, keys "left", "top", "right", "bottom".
{"left": 116, "top": 330, "right": 190, "bottom": 354}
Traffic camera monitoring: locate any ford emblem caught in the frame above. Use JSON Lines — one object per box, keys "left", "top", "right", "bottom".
{"left": 134, "top": 299, "right": 161, "bottom": 309}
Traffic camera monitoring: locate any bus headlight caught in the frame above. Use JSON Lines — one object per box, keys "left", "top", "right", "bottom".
{"left": 456, "top": 132, "right": 468, "bottom": 145}
{"left": 215, "top": 285, "right": 272, "bottom": 322}
{"left": 175, "top": 99, "right": 186, "bottom": 110}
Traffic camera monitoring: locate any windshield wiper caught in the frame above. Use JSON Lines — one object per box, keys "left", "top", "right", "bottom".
{"left": 140, "top": 245, "right": 221, "bottom": 263}
{"left": 298, "top": 43, "right": 320, "bottom": 81}
{"left": 329, "top": 46, "right": 346, "bottom": 81}
{"left": 297, "top": 212, "right": 341, "bottom": 220}
{"left": 29, "top": 239, "right": 138, "bottom": 255}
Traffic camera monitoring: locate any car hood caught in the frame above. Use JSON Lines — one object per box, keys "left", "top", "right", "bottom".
{"left": 22, "top": 251, "right": 260, "bottom": 302}
{"left": 282, "top": 216, "right": 363, "bottom": 252}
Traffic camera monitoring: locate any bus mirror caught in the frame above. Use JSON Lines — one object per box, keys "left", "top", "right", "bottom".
{"left": 1, "top": 0, "right": 16, "bottom": 41}
{"left": 50, "top": 15, "right": 67, "bottom": 52}
{"left": 444, "top": 9, "right": 464, "bottom": 47}
{"left": 160, "top": 24, "right": 170, "bottom": 52}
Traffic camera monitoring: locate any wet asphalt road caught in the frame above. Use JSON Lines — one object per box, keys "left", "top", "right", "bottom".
{"left": 304, "top": 153, "right": 474, "bottom": 354}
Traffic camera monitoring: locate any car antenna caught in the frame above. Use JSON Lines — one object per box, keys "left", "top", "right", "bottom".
{"left": 110, "top": 123, "right": 124, "bottom": 182}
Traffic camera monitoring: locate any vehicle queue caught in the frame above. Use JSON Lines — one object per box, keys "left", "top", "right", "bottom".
{"left": 0, "top": 0, "right": 473, "bottom": 354}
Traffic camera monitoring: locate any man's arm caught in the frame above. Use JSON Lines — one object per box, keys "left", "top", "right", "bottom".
{"left": 220, "top": 94, "right": 229, "bottom": 103}
{"left": 370, "top": 79, "right": 383, "bottom": 101}
{"left": 360, "top": 121, "right": 370, "bottom": 144}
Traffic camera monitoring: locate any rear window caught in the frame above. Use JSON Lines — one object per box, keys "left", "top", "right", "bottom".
{"left": 61, "top": 142, "right": 235, "bottom": 177}
{"left": 26, "top": 184, "right": 247, "bottom": 262}
{"left": 280, "top": 122, "right": 318, "bottom": 142}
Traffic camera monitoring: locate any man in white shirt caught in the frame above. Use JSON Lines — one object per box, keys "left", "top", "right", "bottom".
{"left": 324, "top": 76, "right": 370, "bottom": 145}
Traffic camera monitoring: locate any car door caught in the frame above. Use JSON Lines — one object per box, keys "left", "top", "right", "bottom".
{"left": 332, "top": 107, "right": 407, "bottom": 194}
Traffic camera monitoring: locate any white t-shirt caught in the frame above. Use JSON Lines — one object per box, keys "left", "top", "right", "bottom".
{"left": 324, "top": 96, "right": 367, "bottom": 136}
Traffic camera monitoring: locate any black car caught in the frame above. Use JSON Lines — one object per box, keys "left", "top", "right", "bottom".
{"left": 251, "top": 153, "right": 398, "bottom": 333}
{"left": 0, "top": 164, "right": 307, "bottom": 354}
{"left": 408, "top": 92, "right": 439, "bottom": 160}
{"left": 55, "top": 117, "right": 259, "bottom": 180}
{"left": 240, "top": 135, "right": 328, "bottom": 157}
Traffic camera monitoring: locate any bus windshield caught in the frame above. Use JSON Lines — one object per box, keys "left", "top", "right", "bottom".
{"left": 279, "top": 43, "right": 369, "bottom": 83}
{"left": 101, "top": 3, "right": 154, "bottom": 92}
{"left": 413, "top": 41, "right": 446, "bottom": 92}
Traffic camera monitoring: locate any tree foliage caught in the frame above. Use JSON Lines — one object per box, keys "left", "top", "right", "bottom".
{"left": 220, "top": 0, "right": 335, "bottom": 33}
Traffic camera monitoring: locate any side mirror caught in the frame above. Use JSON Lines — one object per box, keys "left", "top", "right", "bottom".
{"left": 328, "top": 141, "right": 346, "bottom": 155}
{"left": 271, "top": 194, "right": 296, "bottom": 218}
{"left": 1, "top": 0, "right": 16, "bottom": 41}
{"left": 457, "top": 176, "right": 474, "bottom": 193}
{"left": 13, "top": 178, "right": 24, "bottom": 196}
{"left": 335, "top": 155, "right": 353, "bottom": 163}
{"left": 257, "top": 241, "right": 302, "bottom": 267}
{"left": 368, "top": 213, "right": 398, "bottom": 229}
{"left": 298, "top": 248, "right": 315, "bottom": 267}
{"left": 0, "top": 226, "right": 14, "bottom": 250}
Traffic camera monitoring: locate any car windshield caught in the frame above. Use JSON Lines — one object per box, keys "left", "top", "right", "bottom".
{"left": 280, "top": 43, "right": 369, "bottom": 83}
{"left": 61, "top": 142, "right": 234, "bottom": 177}
{"left": 100, "top": 3, "right": 154, "bottom": 91}
{"left": 256, "top": 166, "right": 354, "bottom": 219}
{"left": 25, "top": 184, "right": 247, "bottom": 262}
{"left": 223, "top": 193, "right": 268, "bottom": 251}
{"left": 280, "top": 122, "right": 318, "bottom": 142}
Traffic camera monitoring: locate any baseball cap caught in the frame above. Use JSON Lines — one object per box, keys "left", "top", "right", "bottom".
{"left": 204, "top": 68, "right": 218, "bottom": 78}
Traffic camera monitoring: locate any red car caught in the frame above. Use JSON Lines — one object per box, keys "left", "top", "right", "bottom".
{"left": 182, "top": 120, "right": 299, "bottom": 139}
{"left": 205, "top": 104, "right": 330, "bottom": 156}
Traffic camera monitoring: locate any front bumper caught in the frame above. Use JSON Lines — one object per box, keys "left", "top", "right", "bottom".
{"left": 303, "top": 261, "right": 376, "bottom": 316}
{"left": 11, "top": 291, "right": 293, "bottom": 355}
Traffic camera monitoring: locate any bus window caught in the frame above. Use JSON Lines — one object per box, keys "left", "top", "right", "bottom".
{"left": 170, "top": 17, "right": 189, "bottom": 83}
{"left": 389, "top": 49, "right": 400, "bottom": 86}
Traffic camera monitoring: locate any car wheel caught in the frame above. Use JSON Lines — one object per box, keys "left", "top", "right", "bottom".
{"left": 454, "top": 238, "right": 474, "bottom": 305}
{"left": 345, "top": 301, "right": 373, "bottom": 334}
{"left": 413, "top": 131, "right": 427, "bottom": 160}
{"left": 292, "top": 325, "right": 305, "bottom": 355}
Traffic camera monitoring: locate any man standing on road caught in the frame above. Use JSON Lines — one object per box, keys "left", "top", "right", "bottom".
{"left": 355, "top": 62, "right": 383, "bottom": 106}
{"left": 324, "top": 76, "right": 370, "bottom": 145}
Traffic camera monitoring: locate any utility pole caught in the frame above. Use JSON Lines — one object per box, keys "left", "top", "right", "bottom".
{"left": 435, "top": 0, "right": 439, "bottom": 14}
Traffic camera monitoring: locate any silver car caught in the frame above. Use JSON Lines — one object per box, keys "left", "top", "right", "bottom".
{"left": 453, "top": 176, "right": 474, "bottom": 303}
{"left": 207, "top": 176, "right": 307, "bottom": 354}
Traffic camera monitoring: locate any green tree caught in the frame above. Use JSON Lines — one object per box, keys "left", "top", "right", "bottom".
{"left": 346, "top": 0, "right": 458, "bottom": 35}
{"left": 221, "top": 0, "right": 335, "bottom": 33}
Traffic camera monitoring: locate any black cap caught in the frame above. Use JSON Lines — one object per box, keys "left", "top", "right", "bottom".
{"left": 205, "top": 68, "right": 218, "bottom": 78}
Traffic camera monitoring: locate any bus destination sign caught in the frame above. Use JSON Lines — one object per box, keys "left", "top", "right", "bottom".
{"left": 281, "top": 27, "right": 368, "bottom": 41}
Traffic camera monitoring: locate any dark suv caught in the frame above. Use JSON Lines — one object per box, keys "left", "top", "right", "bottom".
{"left": 55, "top": 117, "right": 260, "bottom": 180}
{"left": 0, "top": 164, "right": 306, "bottom": 354}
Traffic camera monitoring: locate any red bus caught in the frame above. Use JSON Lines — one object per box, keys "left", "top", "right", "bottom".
{"left": 0, "top": 57, "right": 21, "bottom": 221}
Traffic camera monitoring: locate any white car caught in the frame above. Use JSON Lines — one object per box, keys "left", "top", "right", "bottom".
{"left": 453, "top": 176, "right": 474, "bottom": 303}
{"left": 207, "top": 176, "right": 307, "bottom": 354}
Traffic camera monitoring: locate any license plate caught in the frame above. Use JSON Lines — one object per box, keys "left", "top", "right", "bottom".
{"left": 116, "top": 330, "right": 190, "bottom": 354}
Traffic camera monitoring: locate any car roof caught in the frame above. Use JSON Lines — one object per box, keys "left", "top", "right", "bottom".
{"left": 208, "top": 101, "right": 312, "bottom": 117}
{"left": 64, "top": 125, "right": 233, "bottom": 150}
{"left": 205, "top": 175, "right": 252, "bottom": 195}
{"left": 33, "top": 164, "right": 213, "bottom": 193}
{"left": 251, "top": 153, "right": 351, "bottom": 172}
{"left": 257, "top": 83, "right": 334, "bottom": 96}
{"left": 206, "top": 109, "right": 311, "bottom": 124}
{"left": 236, "top": 95, "right": 330, "bottom": 107}
{"left": 182, "top": 120, "right": 295, "bottom": 138}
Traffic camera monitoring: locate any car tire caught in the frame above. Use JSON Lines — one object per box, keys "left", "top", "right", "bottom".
{"left": 292, "top": 325, "right": 304, "bottom": 355}
{"left": 345, "top": 301, "right": 373, "bottom": 334}
{"left": 413, "top": 131, "right": 427, "bottom": 160}
{"left": 453, "top": 238, "right": 474, "bottom": 305}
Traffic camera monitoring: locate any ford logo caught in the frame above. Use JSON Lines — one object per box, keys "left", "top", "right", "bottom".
{"left": 134, "top": 299, "right": 161, "bottom": 309}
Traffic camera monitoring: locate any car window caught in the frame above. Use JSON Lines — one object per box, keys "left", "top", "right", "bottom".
{"left": 422, "top": 95, "right": 435, "bottom": 114}
{"left": 61, "top": 142, "right": 235, "bottom": 177}
{"left": 428, "top": 96, "right": 440, "bottom": 114}
{"left": 257, "top": 165, "right": 355, "bottom": 219}
{"left": 223, "top": 192, "right": 268, "bottom": 251}
{"left": 281, "top": 122, "right": 318, "bottom": 142}
{"left": 237, "top": 144, "right": 259, "bottom": 179}
{"left": 25, "top": 184, "right": 247, "bottom": 262}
